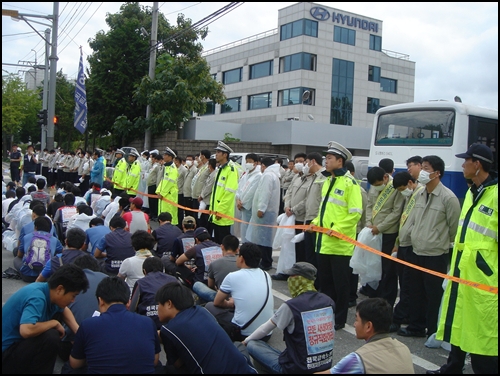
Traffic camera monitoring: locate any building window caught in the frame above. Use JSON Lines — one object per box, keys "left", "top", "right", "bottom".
{"left": 380, "top": 77, "right": 397, "bottom": 93}
{"left": 249, "top": 60, "right": 273, "bottom": 79}
{"left": 222, "top": 68, "right": 242, "bottom": 85}
{"left": 334, "top": 26, "right": 356, "bottom": 46}
{"left": 279, "top": 87, "right": 314, "bottom": 106}
{"left": 368, "top": 65, "right": 381, "bottom": 82}
{"left": 211, "top": 73, "right": 217, "bottom": 80}
{"left": 367, "top": 97, "right": 380, "bottom": 114}
{"left": 248, "top": 92, "right": 272, "bottom": 110}
{"left": 202, "top": 101, "right": 216, "bottom": 116}
{"left": 221, "top": 97, "right": 241, "bottom": 113}
{"left": 369, "top": 35, "right": 382, "bottom": 51}
{"left": 280, "top": 53, "right": 316, "bottom": 73}
{"left": 330, "top": 58, "right": 354, "bottom": 126}
{"left": 280, "top": 19, "right": 318, "bottom": 41}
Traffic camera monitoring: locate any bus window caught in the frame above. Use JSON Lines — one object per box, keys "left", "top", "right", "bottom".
{"left": 468, "top": 116, "right": 498, "bottom": 172}
{"left": 375, "top": 110, "right": 455, "bottom": 146}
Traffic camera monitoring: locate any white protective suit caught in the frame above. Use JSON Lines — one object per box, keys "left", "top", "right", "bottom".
{"left": 235, "top": 165, "right": 262, "bottom": 242}
{"left": 246, "top": 163, "right": 281, "bottom": 247}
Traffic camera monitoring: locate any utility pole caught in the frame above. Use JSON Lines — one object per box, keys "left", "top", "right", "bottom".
{"left": 144, "top": 2, "right": 159, "bottom": 151}
{"left": 46, "top": 2, "right": 59, "bottom": 151}
{"left": 41, "top": 28, "right": 51, "bottom": 151}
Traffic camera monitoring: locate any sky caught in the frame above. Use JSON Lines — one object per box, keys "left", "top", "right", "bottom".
{"left": 2, "top": 2, "right": 498, "bottom": 110}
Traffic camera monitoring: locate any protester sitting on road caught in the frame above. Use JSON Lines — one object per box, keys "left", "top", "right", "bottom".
{"left": 2, "top": 264, "right": 89, "bottom": 374}
{"left": 118, "top": 230, "right": 154, "bottom": 291}
{"left": 83, "top": 217, "right": 111, "bottom": 256}
{"left": 151, "top": 211, "right": 182, "bottom": 259}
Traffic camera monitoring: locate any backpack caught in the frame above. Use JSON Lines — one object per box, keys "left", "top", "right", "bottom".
{"left": 25, "top": 231, "right": 52, "bottom": 272}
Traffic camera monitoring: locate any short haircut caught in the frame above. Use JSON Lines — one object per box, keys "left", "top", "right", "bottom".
{"left": 245, "top": 153, "right": 259, "bottom": 163}
{"left": 406, "top": 155, "right": 422, "bottom": 166}
{"left": 16, "top": 187, "right": 26, "bottom": 199}
{"left": 378, "top": 158, "right": 394, "bottom": 174}
{"left": 196, "top": 232, "right": 210, "bottom": 242}
{"left": 32, "top": 204, "right": 47, "bottom": 217}
{"left": 422, "top": 155, "right": 445, "bottom": 178}
{"left": 356, "top": 298, "right": 392, "bottom": 333}
{"left": 200, "top": 149, "right": 211, "bottom": 159}
{"left": 118, "top": 197, "right": 129, "bottom": 209}
{"left": 7, "top": 181, "right": 16, "bottom": 189}
{"left": 239, "top": 242, "right": 261, "bottom": 268}
{"left": 393, "top": 171, "right": 416, "bottom": 189}
{"left": 142, "top": 256, "right": 164, "bottom": 274}
{"left": 174, "top": 156, "right": 182, "bottom": 164}
{"left": 109, "top": 216, "right": 126, "bottom": 229}
{"left": 131, "top": 230, "right": 155, "bottom": 251}
{"left": 54, "top": 193, "right": 64, "bottom": 202}
{"left": 66, "top": 227, "right": 87, "bottom": 249}
{"left": 306, "top": 152, "right": 323, "bottom": 166}
{"left": 153, "top": 154, "right": 163, "bottom": 161}
{"left": 73, "top": 254, "right": 100, "bottom": 272}
{"left": 260, "top": 157, "right": 273, "bottom": 167}
{"left": 222, "top": 235, "right": 239, "bottom": 252}
{"left": 90, "top": 217, "right": 104, "bottom": 227}
{"left": 186, "top": 154, "right": 194, "bottom": 160}
{"left": 94, "top": 149, "right": 101, "bottom": 157}
{"left": 367, "top": 166, "right": 386, "bottom": 185}
{"left": 6, "top": 190, "right": 15, "bottom": 199}
{"left": 155, "top": 282, "right": 194, "bottom": 311}
{"left": 27, "top": 185, "right": 36, "bottom": 193}
{"left": 36, "top": 178, "right": 46, "bottom": 190}
{"left": 64, "top": 193, "right": 76, "bottom": 206}
{"left": 474, "top": 158, "right": 492, "bottom": 173}
{"left": 28, "top": 176, "right": 37, "bottom": 184}
{"left": 96, "top": 276, "right": 130, "bottom": 305}
{"left": 34, "top": 216, "right": 52, "bottom": 232}
{"left": 294, "top": 152, "right": 307, "bottom": 161}
{"left": 344, "top": 160, "right": 355, "bottom": 174}
{"left": 78, "top": 205, "right": 93, "bottom": 216}
{"left": 47, "top": 264, "right": 89, "bottom": 294}
{"left": 158, "top": 212, "right": 172, "bottom": 222}
{"left": 71, "top": 186, "right": 82, "bottom": 197}
{"left": 30, "top": 200, "right": 44, "bottom": 210}
{"left": 208, "top": 158, "right": 217, "bottom": 170}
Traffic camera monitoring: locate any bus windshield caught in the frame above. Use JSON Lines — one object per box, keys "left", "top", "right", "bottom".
{"left": 375, "top": 110, "right": 455, "bottom": 146}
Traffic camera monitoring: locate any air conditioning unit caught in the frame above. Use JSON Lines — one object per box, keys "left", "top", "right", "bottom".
{"left": 286, "top": 117, "right": 300, "bottom": 121}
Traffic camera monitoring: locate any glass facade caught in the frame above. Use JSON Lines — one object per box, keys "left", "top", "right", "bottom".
{"left": 223, "top": 68, "right": 242, "bottom": 85}
{"left": 380, "top": 77, "right": 397, "bottom": 93}
{"left": 367, "top": 97, "right": 380, "bottom": 114}
{"left": 280, "top": 19, "right": 318, "bottom": 41}
{"left": 368, "top": 65, "right": 381, "bottom": 82}
{"left": 330, "top": 58, "right": 354, "bottom": 125}
{"left": 369, "top": 34, "right": 382, "bottom": 51}
{"left": 221, "top": 97, "right": 241, "bottom": 113}
{"left": 202, "top": 101, "right": 216, "bottom": 116}
{"left": 281, "top": 52, "right": 316, "bottom": 73}
{"left": 250, "top": 60, "right": 273, "bottom": 79}
{"left": 248, "top": 92, "right": 272, "bottom": 110}
{"left": 334, "top": 26, "right": 356, "bottom": 46}
{"left": 280, "top": 87, "right": 314, "bottom": 106}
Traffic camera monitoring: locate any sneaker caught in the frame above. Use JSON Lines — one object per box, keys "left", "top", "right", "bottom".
{"left": 271, "top": 273, "right": 288, "bottom": 281}
{"left": 397, "top": 327, "right": 426, "bottom": 337}
{"left": 389, "top": 323, "right": 400, "bottom": 332}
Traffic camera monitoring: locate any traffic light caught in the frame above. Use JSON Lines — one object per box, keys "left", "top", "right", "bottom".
{"left": 37, "top": 109, "right": 48, "bottom": 127}
{"left": 53, "top": 115, "right": 59, "bottom": 125}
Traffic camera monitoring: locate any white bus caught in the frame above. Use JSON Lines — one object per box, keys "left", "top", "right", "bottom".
{"left": 369, "top": 100, "right": 498, "bottom": 200}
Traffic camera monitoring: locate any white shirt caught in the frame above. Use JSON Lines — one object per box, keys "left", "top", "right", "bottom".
{"left": 2, "top": 198, "right": 15, "bottom": 219}
{"left": 118, "top": 252, "right": 152, "bottom": 291}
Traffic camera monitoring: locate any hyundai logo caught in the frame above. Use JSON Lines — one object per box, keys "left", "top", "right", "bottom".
{"left": 310, "top": 7, "right": 330, "bottom": 21}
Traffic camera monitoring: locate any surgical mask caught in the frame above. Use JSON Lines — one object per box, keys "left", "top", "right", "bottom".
{"left": 245, "top": 163, "right": 255, "bottom": 171}
{"left": 186, "top": 160, "right": 193, "bottom": 167}
{"left": 302, "top": 164, "right": 310, "bottom": 176}
{"left": 295, "top": 163, "right": 304, "bottom": 172}
{"left": 419, "top": 170, "right": 435, "bottom": 185}
{"left": 373, "top": 184, "right": 386, "bottom": 192}
{"left": 194, "top": 160, "right": 199, "bottom": 167}
{"left": 400, "top": 188, "right": 413, "bottom": 197}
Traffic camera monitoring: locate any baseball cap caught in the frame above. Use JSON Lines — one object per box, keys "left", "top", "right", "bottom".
{"left": 193, "top": 227, "right": 209, "bottom": 238}
{"left": 283, "top": 262, "right": 317, "bottom": 281}
{"left": 129, "top": 196, "right": 143, "bottom": 208}
{"left": 182, "top": 216, "right": 196, "bottom": 226}
{"left": 455, "top": 143, "right": 493, "bottom": 164}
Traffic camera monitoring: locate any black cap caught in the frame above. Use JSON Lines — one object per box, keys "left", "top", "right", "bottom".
{"left": 455, "top": 144, "right": 493, "bottom": 164}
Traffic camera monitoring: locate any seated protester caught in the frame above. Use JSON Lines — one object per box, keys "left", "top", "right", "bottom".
{"left": 47, "top": 193, "right": 65, "bottom": 219}
{"left": 166, "top": 215, "right": 196, "bottom": 262}
{"left": 101, "top": 194, "right": 123, "bottom": 228}
{"left": 156, "top": 282, "right": 257, "bottom": 374}
{"left": 17, "top": 203, "right": 57, "bottom": 258}
{"left": 129, "top": 256, "right": 178, "bottom": 330}
{"left": 23, "top": 175, "right": 37, "bottom": 191}
{"left": 205, "top": 242, "right": 274, "bottom": 341}
{"left": 7, "top": 187, "right": 26, "bottom": 215}
{"left": 122, "top": 197, "right": 150, "bottom": 234}
{"left": 2, "top": 264, "right": 89, "bottom": 374}
{"left": 53, "top": 193, "right": 78, "bottom": 242}
{"left": 84, "top": 217, "right": 111, "bottom": 256}
{"left": 192, "top": 234, "right": 240, "bottom": 303}
{"left": 5, "top": 193, "right": 32, "bottom": 236}
{"left": 172, "top": 227, "right": 222, "bottom": 289}
{"left": 151, "top": 211, "right": 182, "bottom": 259}
{"left": 243, "top": 262, "right": 336, "bottom": 374}
{"left": 317, "top": 298, "right": 414, "bottom": 374}
{"left": 91, "top": 188, "right": 111, "bottom": 218}
{"left": 2, "top": 190, "right": 16, "bottom": 228}
{"left": 15, "top": 200, "right": 42, "bottom": 243}
{"left": 94, "top": 216, "right": 135, "bottom": 276}
{"left": 84, "top": 182, "right": 101, "bottom": 207}
{"left": 36, "top": 228, "right": 88, "bottom": 282}
{"left": 13, "top": 216, "right": 64, "bottom": 283}
{"left": 112, "top": 196, "right": 130, "bottom": 221}
{"left": 69, "top": 277, "right": 161, "bottom": 374}
{"left": 71, "top": 186, "right": 87, "bottom": 207}
{"left": 67, "top": 204, "right": 96, "bottom": 231}
{"left": 30, "top": 178, "right": 51, "bottom": 208}
{"left": 118, "top": 230, "right": 154, "bottom": 291}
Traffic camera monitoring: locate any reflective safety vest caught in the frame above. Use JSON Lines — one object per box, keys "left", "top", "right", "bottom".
{"left": 436, "top": 179, "right": 498, "bottom": 356}
{"left": 312, "top": 170, "right": 362, "bottom": 256}
{"left": 156, "top": 162, "right": 179, "bottom": 225}
{"left": 209, "top": 161, "right": 239, "bottom": 226}
{"left": 113, "top": 158, "right": 128, "bottom": 189}
{"left": 126, "top": 160, "right": 141, "bottom": 195}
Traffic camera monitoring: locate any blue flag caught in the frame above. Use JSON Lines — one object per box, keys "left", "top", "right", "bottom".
{"left": 74, "top": 47, "right": 88, "bottom": 134}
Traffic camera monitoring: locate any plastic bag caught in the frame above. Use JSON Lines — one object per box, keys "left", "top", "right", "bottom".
{"left": 273, "top": 214, "right": 296, "bottom": 274}
{"left": 349, "top": 227, "right": 382, "bottom": 289}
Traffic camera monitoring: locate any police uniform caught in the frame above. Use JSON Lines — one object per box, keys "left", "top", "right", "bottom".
{"left": 156, "top": 148, "right": 179, "bottom": 225}
{"left": 126, "top": 151, "right": 141, "bottom": 198}
{"left": 113, "top": 150, "right": 127, "bottom": 197}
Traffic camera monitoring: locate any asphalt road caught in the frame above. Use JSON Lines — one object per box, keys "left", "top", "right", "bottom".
{"left": 2, "top": 162, "right": 472, "bottom": 374}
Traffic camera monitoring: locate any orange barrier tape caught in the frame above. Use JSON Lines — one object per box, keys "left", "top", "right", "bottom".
{"left": 106, "top": 177, "right": 498, "bottom": 295}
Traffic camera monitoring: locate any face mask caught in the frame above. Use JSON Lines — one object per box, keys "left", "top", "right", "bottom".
{"left": 419, "top": 170, "right": 435, "bottom": 185}
{"left": 186, "top": 160, "right": 193, "bottom": 167}
{"left": 295, "top": 163, "right": 304, "bottom": 172}
{"left": 245, "top": 163, "right": 254, "bottom": 171}
{"left": 400, "top": 188, "right": 413, "bottom": 197}
{"left": 302, "top": 164, "right": 310, "bottom": 176}
{"left": 373, "top": 184, "right": 386, "bottom": 192}
{"left": 194, "top": 160, "right": 199, "bottom": 167}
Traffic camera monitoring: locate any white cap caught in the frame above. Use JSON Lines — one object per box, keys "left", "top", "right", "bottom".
{"left": 324, "top": 141, "right": 352, "bottom": 161}
{"left": 164, "top": 147, "right": 177, "bottom": 158}
{"left": 214, "top": 140, "right": 233, "bottom": 154}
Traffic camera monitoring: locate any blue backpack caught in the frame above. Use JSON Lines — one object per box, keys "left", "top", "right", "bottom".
{"left": 25, "top": 231, "right": 52, "bottom": 272}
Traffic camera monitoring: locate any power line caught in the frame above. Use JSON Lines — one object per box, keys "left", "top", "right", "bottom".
{"left": 2, "top": 31, "right": 38, "bottom": 37}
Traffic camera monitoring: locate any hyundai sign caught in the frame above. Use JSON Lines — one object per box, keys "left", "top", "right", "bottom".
{"left": 310, "top": 7, "right": 379, "bottom": 33}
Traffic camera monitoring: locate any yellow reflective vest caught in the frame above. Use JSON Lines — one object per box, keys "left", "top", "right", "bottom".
{"left": 312, "top": 170, "right": 362, "bottom": 256}
{"left": 436, "top": 178, "right": 498, "bottom": 356}
{"left": 113, "top": 158, "right": 128, "bottom": 189}
{"left": 209, "top": 161, "right": 239, "bottom": 226}
{"left": 126, "top": 160, "right": 141, "bottom": 195}
{"left": 156, "top": 162, "right": 179, "bottom": 225}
